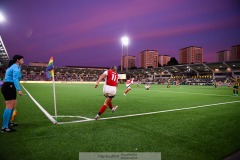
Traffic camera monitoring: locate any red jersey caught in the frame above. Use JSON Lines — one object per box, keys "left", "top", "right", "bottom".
{"left": 105, "top": 70, "right": 118, "bottom": 86}
{"left": 126, "top": 79, "right": 133, "bottom": 85}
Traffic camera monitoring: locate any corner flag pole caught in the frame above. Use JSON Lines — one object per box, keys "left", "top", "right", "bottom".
{"left": 46, "top": 56, "right": 57, "bottom": 122}
{"left": 52, "top": 69, "right": 57, "bottom": 119}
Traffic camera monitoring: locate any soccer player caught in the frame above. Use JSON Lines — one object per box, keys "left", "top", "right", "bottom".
{"left": 123, "top": 78, "right": 134, "bottom": 95}
{"left": 175, "top": 79, "right": 180, "bottom": 88}
{"left": 145, "top": 84, "right": 150, "bottom": 90}
{"left": 232, "top": 76, "right": 239, "bottom": 96}
{"left": 218, "top": 81, "right": 222, "bottom": 88}
{"left": 94, "top": 66, "right": 118, "bottom": 120}
{"left": 136, "top": 80, "right": 141, "bottom": 88}
{"left": 228, "top": 81, "right": 232, "bottom": 88}
{"left": 213, "top": 79, "right": 217, "bottom": 88}
{"left": 167, "top": 78, "right": 171, "bottom": 88}
{"left": 1, "top": 55, "right": 24, "bottom": 133}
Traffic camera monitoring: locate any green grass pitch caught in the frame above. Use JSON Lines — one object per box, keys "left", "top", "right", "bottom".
{"left": 0, "top": 83, "right": 240, "bottom": 160}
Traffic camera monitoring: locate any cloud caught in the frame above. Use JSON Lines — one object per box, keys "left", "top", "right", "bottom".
{"left": 132, "top": 15, "right": 240, "bottom": 40}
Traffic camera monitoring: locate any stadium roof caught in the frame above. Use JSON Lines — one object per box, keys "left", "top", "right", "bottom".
{"left": 125, "top": 61, "right": 240, "bottom": 76}
{"left": 0, "top": 36, "right": 9, "bottom": 68}
{"left": 18, "top": 60, "right": 240, "bottom": 76}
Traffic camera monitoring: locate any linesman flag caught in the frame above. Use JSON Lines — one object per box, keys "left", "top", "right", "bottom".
{"left": 46, "top": 56, "right": 54, "bottom": 79}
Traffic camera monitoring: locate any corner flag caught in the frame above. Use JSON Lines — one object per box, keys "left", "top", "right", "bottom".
{"left": 46, "top": 56, "right": 54, "bottom": 79}
{"left": 46, "top": 56, "right": 57, "bottom": 121}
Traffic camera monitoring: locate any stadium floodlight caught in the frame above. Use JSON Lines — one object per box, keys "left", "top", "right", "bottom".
{"left": 121, "top": 36, "right": 129, "bottom": 46}
{"left": 0, "top": 12, "right": 5, "bottom": 22}
{"left": 121, "top": 36, "right": 129, "bottom": 71}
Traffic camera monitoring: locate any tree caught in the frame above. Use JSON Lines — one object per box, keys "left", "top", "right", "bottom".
{"left": 117, "top": 65, "right": 121, "bottom": 71}
{"left": 167, "top": 57, "right": 179, "bottom": 66}
{"left": 130, "top": 66, "right": 137, "bottom": 70}
{"left": 158, "top": 62, "right": 162, "bottom": 67}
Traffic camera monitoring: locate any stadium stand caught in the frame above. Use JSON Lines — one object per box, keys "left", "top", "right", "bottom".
{"left": 124, "top": 61, "right": 239, "bottom": 85}
{"left": 0, "top": 50, "right": 240, "bottom": 84}
{"left": 19, "top": 65, "right": 106, "bottom": 82}
{"left": 0, "top": 36, "right": 239, "bottom": 84}
{"left": 0, "top": 61, "right": 238, "bottom": 86}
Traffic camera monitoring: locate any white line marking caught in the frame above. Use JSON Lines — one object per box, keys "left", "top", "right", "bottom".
{"left": 52, "top": 115, "right": 93, "bottom": 120}
{"left": 57, "top": 100, "right": 240, "bottom": 124}
{"left": 21, "top": 84, "right": 58, "bottom": 125}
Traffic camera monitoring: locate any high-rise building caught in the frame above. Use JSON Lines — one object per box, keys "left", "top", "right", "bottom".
{"left": 139, "top": 50, "right": 158, "bottom": 68}
{"left": 179, "top": 46, "right": 203, "bottom": 64}
{"left": 231, "top": 45, "right": 240, "bottom": 61}
{"left": 158, "top": 55, "right": 171, "bottom": 66}
{"left": 122, "top": 55, "right": 136, "bottom": 69}
{"left": 217, "top": 50, "right": 230, "bottom": 62}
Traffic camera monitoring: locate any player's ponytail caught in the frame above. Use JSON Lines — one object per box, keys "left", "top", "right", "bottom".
{"left": 7, "top": 60, "right": 14, "bottom": 68}
{"left": 110, "top": 66, "right": 117, "bottom": 71}
{"left": 8, "top": 55, "right": 24, "bottom": 68}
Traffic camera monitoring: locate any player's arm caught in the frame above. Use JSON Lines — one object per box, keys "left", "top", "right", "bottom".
{"left": 95, "top": 73, "right": 106, "bottom": 88}
{"left": 13, "top": 67, "right": 22, "bottom": 96}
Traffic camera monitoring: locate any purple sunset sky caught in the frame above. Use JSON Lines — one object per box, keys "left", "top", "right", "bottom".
{"left": 0, "top": 0, "right": 240, "bottom": 67}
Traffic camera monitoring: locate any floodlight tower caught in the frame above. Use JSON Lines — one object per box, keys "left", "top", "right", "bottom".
{"left": 0, "top": 12, "right": 10, "bottom": 67}
{"left": 121, "top": 36, "right": 129, "bottom": 71}
{"left": 0, "top": 12, "right": 5, "bottom": 23}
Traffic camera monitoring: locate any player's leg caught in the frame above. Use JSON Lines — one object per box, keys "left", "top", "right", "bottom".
{"left": 95, "top": 96, "right": 117, "bottom": 120}
{"left": 124, "top": 86, "right": 131, "bottom": 95}
{"left": 125, "top": 88, "right": 130, "bottom": 94}
{"left": 108, "top": 98, "right": 118, "bottom": 112}
{"left": 124, "top": 85, "right": 129, "bottom": 95}
{"left": 95, "top": 97, "right": 108, "bottom": 120}
{"left": 8, "top": 87, "right": 18, "bottom": 126}
{"left": 108, "top": 98, "right": 113, "bottom": 109}
{"left": 2, "top": 101, "right": 15, "bottom": 132}
{"left": 1, "top": 83, "right": 16, "bottom": 132}
{"left": 99, "top": 95, "right": 110, "bottom": 112}
{"left": 95, "top": 86, "right": 118, "bottom": 120}
{"left": 233, "top": 86, "right": 236, "bottom": 95}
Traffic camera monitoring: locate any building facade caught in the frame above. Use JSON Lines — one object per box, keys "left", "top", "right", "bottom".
{"left": 158, "top": 55, "right": 171, "bottom": 66}
{"left": 122, "top": 55, "right": 136, "bottom": 69}
{"left": 217, "top": 50, "right": 230, "bottom": 62}
{"left": 231, "top": 45, "right": 240, "bottom": 61}
{"left": 179, "top": 46, "right": 203, "bottom": 64}
{"left": 139, "top": 50, "right": 158, "bottom": 68}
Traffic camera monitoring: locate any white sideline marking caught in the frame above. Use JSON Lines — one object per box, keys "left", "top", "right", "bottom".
{"left": 57, "top": 100, "right": 240, "bottom": 125}
{"left": 21, "top": 84, "right": 58, "bottom": 124}
{"left": 52, "top": 115, "right": 93, "bottom": 120}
